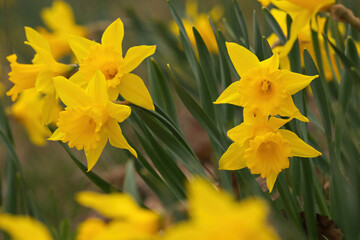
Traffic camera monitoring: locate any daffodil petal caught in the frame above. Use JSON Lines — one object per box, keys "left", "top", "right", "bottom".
{"left": 76, "top": 191, "right": 139, "bottom": 219}
{"left": 24, "top": 26, "right": 52, "bottom": 53}
{"left": 101, "top": 18, "right": 124, "bottom": 55}
{"left": 53, "top": 76, "right": 92, "bottom": 108}
{"left": 268, "top": 116, "right": 292, "bottom": 131}
{"left": 107, "top": 119, "right": 137, "bottom": 157}
{"left": 41, "top": 93, "right": 57, "bottom": 124}
{"left": 35, "top": 71, "right": 54, "bottom": 95}
{"left": 279, "top": 95, "right": 309, "bottom": 122}
{"left": 69, "top": 71, "right": 87, "bottom": 88}
{"left": 214, "top": 81, "right": 242, "bottom": 106}
{"left": 279, "top": 129, "right": 322, "bottom": 157}
{"left": 227, "top": 123, "right": 252, "bottom": 144}
{"left": 0, "top": 214, "right": 53, "bottom": 240}
{"left": 48, "top": 128, "right": 65, "bottom": 141}
{"left": 260, "top": 51, "right": 280, "bottom": 70}
{"left": 86, "top": 71, "right": 108, "bottom": 105}
{"left": 118, "top": 73, "right": 154, "bottom": 111}
{"left": 121, "top": 45, "right": 156, "bottom": 74}
{"left": 85, "top": 133, "right": 108, "bottom": 171}
{"left": 279, "top": 69, "right": 318, "bottom": 95}
{"left": 278, "top": 10, "right": 312, "bottom": 57}
{"left": 225, "top": 42, "right": 260, "bottom": 77}
{"left": 105, "top": 102, "right": 131, "bottom": 123}
{"left": 67, "top": 34, "right": 97, "bottom": 61}
{"left": 76, "top": 218, "right": 106, "bottom": 240}
{"left": 219, "top": 142, "right": 247, "bottom": 170}
{"left": 266, "top": 173, "right": 278, "bottom": 193}
{"left": 271, "top": 0, "right": 304, "bottom": 13}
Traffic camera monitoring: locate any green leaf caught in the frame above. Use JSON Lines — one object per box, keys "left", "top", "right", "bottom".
{"left": 132, "top": 105, "right": 206, "bottom": 176}
{"left": 179, "top": 33, "right": 216, "bottom": 120}
{"left": 193, "top": 27, "right": 219, "bottom": 101}
{"left": 253, "top": 11, "right": 264, "bottom": 61}
{"left": 304, "top": 50, "right": 333, "bottom": 149}
{"left": 148, "top": 58, "right": 178, "bottom": 125}
{"left": 233, "top": 0, "right": 249, "bottom": 48}
{"left": 123, "top": 160, "right": 141, "bottom": 204}
{"left": 262, "top": 7, "right": 286, "bottom": 45}
{"left": 132, "top": 157, "right": 178, "bottom": 208}
{"left": 130, "top": 116, "right": 187, "bottom": 199}
{"left": 54, "top": 138, "right": 120, "bottom": 193}
{"left": 262, "top": 36, "right": 273, "bottom": 59}
{"left": 168, "top": 65, "right": 228, "bottom": 152}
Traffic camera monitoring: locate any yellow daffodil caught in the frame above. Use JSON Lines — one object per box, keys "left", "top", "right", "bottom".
{"left": 0, "top": 214, "right": 52, "bottom": 240}
{"left": 49, "top": 71, "right": 136, "bottom": 171}
{"left": 214, "top": 42, "right": 317, "bottom": 121}
{"left": 37, "top": 0, "right": 87, "bottom": 60}
{"left": 67, "top": 18, "right": 156, "bottom": 110}
{"left": 170, "top": 0, "right": 223, "bottom": 53}
{"left": 267, "top": 9, "right": 340, "bottom": 81}
{"left": 270, "top": 0, "right": 335, "bottom": 56}
{"left": 10, "top": 89, "right": 59, "bottom": 146}
{"left": 219, "top": 110, "right": 321, "bottom": 192}
{"left": 258, "top": 0, "right": 271, "bottom": 7}
{"left": 76, "top": 191, "right": 159, "bottom": 240}
{"left": 6, "top": 27, "right": 71, "bottom": 123}
{"left": 164, "top": 178, "right": 279, "bottom": 240}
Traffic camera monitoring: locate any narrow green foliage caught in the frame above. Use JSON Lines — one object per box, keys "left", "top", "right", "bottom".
{"left": 167, "top": 65, "right": 228, "bottom": 152}
{"left": 253, "top": 11, "right": 264, "bottom": 61}
{"left": 233, "top": 0, "right": 249, "bottom": 48}
{"left": 130, "top": 117, "right": 187, "bottom": 199}
{"left": 262, "top": 8, "right": 286, "bottom": 45}
{"left": 56, "top": 140, "right": 120, "bottom": 193}
{"left": 132, "top": 105, "right": 205, "bottom": 176}
{"left": 148, "top": 58, "right": 178, "bottom": 125}
{"left": 123, "top": 161, "right": 141, "bottom": 204}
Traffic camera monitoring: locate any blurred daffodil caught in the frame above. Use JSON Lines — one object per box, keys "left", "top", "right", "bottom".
{"left": 67, "top": 18, "right": 156, "bottom": 110}
{"left": 10, "top": 89, "right": 59, "bottom": 146}
{"left": 170, "top": 0, "right": 223, "bottom": 53}
{"left": 219, "top": 110, "right": 321, "bottom": 192}
{"left": 269, "top": 0, "right": 335, "bottom": 56}
{"left": 76, "top": 191, "right": 159, "bottom": 240}
{"left": 37, "top": 0, "right": 87, "bottom": 60}
{"left": 49, "top": 71, "right": 136, "bottom": 171}
{"left": 0, "top": 214, "right": 53, "bottom": 240}
{"left": 215, "top": 42, "right": 317, "bottom": 121}
{"left": 164, "top": 178, "right": 279, "bottom": 239}
{"left": 267, "top": 9, "right": 340, "bottom": 81}
{"left": 6, "top": 27, "right": 71, "bottom": 123}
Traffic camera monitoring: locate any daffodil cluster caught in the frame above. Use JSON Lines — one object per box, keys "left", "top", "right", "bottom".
{"left": 0, "top": 178, "right": 279, "bottom": 240}
{"left": 6, "top": 8, "right": 155, "bottom": 170}
{"left": 215, "top": 42, "right": 321, "bottom": 192}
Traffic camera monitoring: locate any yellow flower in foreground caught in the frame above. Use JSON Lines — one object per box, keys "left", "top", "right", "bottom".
{"left": 270, "top": 0, "right": 335, "bottom": 56}
{"left": 76, "top": 191, "right": 159, "bottom": 240}
{"left": 219, "top": 110, "right": 321, "bottom": 192}
{"left": 170, "top": 0, "right": 223, "bottom": 53}
{"left": 7, "top": 27, "right": 71, "bottom": 123}
{"left": 0, "top": 214, "right": 52, "bottom": 240}
{"left": 164, "top": 178, "right": 279, "bottom": 240}
{"left": 10, "top": 89, "right": 59, "bottom": 146}
{"left": 67, "top": 18, "right": 155, "bottom": 110}
{"left": 49, "top": 71, "right": 136, "bottom": 171}
{"left": 37, "top": 0, "right": 87, "bottom": 60}
{"left": 215, "top": 42, "right": 317, "bottom": 121}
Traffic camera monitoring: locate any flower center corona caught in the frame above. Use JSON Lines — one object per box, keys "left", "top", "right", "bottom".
{"left": 260, "top": 79, "right": 271, "bottom": 94}
{"left": 101, "top": 63, "right": 118, "bottom": 80}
